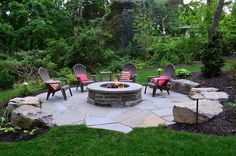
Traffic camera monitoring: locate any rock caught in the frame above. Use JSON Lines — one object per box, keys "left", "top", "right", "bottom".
{"left": 171, "top": 79, "right": 200, "bottom": 95}
{"left": 11, "top": 105, "right": 55, "bottom": 129}
{"left": 201, "top": 92, "right": 229, "bottom": 101}
{"left": 173, "top": 100, "right": 223, "bottom": 124}
{"left": 189, "top": 87, "right": 219, "bottom": 97}
{"left": 8, "top": 96, "right": 42, "bottom": 108}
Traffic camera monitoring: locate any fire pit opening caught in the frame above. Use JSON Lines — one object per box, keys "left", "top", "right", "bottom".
{"left": 100, "top": 83, "right": 129, "bottom": 89}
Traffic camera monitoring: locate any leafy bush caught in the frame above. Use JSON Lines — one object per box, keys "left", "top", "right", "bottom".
{"left": 0, "top": 68, "right": 15, "bottom": 89}
{"left": 225, "top": 102, "right": 236, "bottom": 110}
{"left": 175, "top": 68, "right": 191, "bottom": 78}
{"left": 13, "top": 83, "right": 33, "bottom": 96}
{"left": 59, "top": 68, "right": 77, "bottom": 85}
{"left": 67, "top": 28, "right": 114, "bottom": 70}
{"left": 201, "top": 34, "right": 225, "bottom": 77}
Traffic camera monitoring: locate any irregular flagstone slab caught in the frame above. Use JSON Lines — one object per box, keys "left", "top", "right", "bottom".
{"left": 162, "top": 116, "right": 174, "bottom": 122}
{"left": 173, "top": 100, "right": 223, "bottom": 124}
{"left": 152, "top": 108, "right": 173, "bottom": 117}
{"left": 189, "top": 87, "right": 219, "bottom": 97}
{"left": 106, "top": 107, "right": 142, "bottom": 122}
{"left": 53, "top": 110, "right": 85, "bottom": 126}
{"left": 134, "top": 100, "right": 158, "bottom": 110}
{"left": 165, "top": 121, "right": 176, "bottom": 126}
{"left": 9, "top": 96, "right": 41, "bottom": 108}
{"left": 88, "top": 123, "right": 132, "bottom": 133}
{"left": 85, "top": 116, "right": 116, "bottom": 126}
{"left": 171, "top": 79, "right": 200, "bottom": 95}
{"left": 42, "top": 102, "right": 67, "bottom": 114}
{"left": 121, "top": 111, "right": 165, "bottom": 128}
{"left": 11, "top": 105, "right": 55, "bottom": 129}
{"left": 201, "top": 92, "right": 229, "bottom": 101}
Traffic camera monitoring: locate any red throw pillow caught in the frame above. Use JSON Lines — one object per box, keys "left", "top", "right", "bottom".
{"left": 120, "top": 71, "right": 131, "bottom": 81}
{"left": 152, "top": 75, "right": 170, "bottom": 86}
{"left": 76, "top": 74, "right": 88, "bottom": 82}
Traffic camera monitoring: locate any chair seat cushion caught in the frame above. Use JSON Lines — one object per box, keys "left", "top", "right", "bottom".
{"left": 76, "top": 74, "right": 88, "bottom": 82}
{"left": 120, "top": 71, "right": 131, "bottom": 81}
{"left": 152, "top": 75, "right": 170, "bottom": 86}
{"left": 46, "top": 81, "right": 61, "bottom": 91}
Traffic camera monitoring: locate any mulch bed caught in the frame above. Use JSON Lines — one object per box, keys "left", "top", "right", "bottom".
{"left": 169, "top": 71, "right": 236, "bottom": 136}
{"left": 0, "top": 127, "right": 50, "bottom": 142}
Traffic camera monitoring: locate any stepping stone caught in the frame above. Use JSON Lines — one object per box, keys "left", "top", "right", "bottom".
{"left": 173, "top": 100, "right": 223, "bottom": 124}
{"left": 172, "top": 79, "right": 200, "bottom": 95}
{"left": 201, "top": 92, "right": 229, "bottom": 101}
{"left": 121, "top": 111, "right": 165, "bottom": 128}
{"left": 85, "top": 116, "right": 115, "bottom": 126}
{"left": 189, "top": 87, "right": 219, "bottom": 96}
{"left": 152, "top": 108, "right": 173, "bottom": 117}
{"left": 88, "top": 123, "right": 132, "bottom": 133}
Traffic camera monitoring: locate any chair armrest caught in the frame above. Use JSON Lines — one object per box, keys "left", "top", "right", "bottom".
{"left": 132, "top": 74, "right": 137, "bottom": 82}
{"left": 45, "top": 80, "right": 61, "bottom": 84}
{"left": 116, "top": 74, "right": 120, "bottom": 79}
{"left": 91, "top": 75, "right": 96, "bottom": 81}
{"left": 55, "top": 77, "right": 68, "bottom": 84}
{"left": 147, "top": 76, "right": 157, "bottom": 82}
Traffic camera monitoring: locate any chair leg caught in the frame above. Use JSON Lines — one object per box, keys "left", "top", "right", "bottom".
{"left": 152, "top": 86, "right": 157, "bottom": 97}
{"left": 76, "top": 81, "right": 79, "bottom": 90}
{"left": 61, "top": 89, "right": 67, "bottom": 100}
{"left": 160, "top": 89, "right": 163, "bottom": 92}
{"left": 52, "top": 92, "right": 55, "bottom": 96}
{"left": 69, "top": 87, "right": 73, "bottom": 96}
{"left": 80, "top": 83, "right": 84, "bottom": 93}
{"left": 144, "top": 85, "right": 147, "bottom": 94}
{"left": 46, "top": 90, "right": 51, "bottom": 100}
{"left": 167, "top": 89, "right": 170, "bottom": 95}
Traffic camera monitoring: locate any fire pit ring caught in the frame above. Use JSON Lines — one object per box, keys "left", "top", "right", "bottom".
{"left": 87, "top": 81, "right": 143, "bottom": 107}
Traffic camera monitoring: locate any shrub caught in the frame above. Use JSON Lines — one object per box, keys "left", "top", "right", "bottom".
{"left": 0, "top": 68, "right": 15, "bottom": 89}
{"left": 13, "top": 83, "right": 33, "bottom": 96}
{"left": 175, "top": 68, "right": 191, "bottom": 78}
{"left": 59, "top": 68, "right": 77, "bottom": 85}
{"left": 201, "top": 34, "right": 225, "bottom": 77}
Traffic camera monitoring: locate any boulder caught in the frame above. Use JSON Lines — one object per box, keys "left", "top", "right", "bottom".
{"left": 11, "top": 105, "right": 55, "bottom": 129}
{"left": 189, "top": 87, "right": 219, "bottom": 97}
{"left": 173, "top": 100, "right": 223, "bottom": 124}
{"left": 171, "top": 79, "right": 200, "bottom": 95}
{"left": 201, "top": 92, "right": 229, "bottom": 102}
{"left": 8, "top": 96, "right": 42, "bottom": 108}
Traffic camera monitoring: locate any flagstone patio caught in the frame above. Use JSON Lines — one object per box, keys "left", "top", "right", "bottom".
{"left": 37, "top": 87, "right": 193, "bottom": 133}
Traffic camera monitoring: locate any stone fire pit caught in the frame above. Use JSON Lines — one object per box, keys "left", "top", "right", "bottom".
{"left": 87, "top": 82, "right": 143, "bottom": 107}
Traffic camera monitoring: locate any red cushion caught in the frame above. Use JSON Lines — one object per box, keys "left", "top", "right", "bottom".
{"left": 46, "top": 81, "right": 60, "bottom": 91}
{"left": 152, "top": 75, "right": 170, "bottom": 86}
{"left": 76, "top": 74, "right": 88, "bottom": 82}
{"left": 120, "top": 71, "right": 131, "bottom": 81}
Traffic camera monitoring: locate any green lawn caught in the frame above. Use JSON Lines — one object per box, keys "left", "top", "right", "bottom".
{"left": 0, "top": 126, "right": 236, "bottom": 156}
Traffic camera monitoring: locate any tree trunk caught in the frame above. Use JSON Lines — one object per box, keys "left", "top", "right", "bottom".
{"left": 208, "top": 0, "right": 225, "bottom": 40}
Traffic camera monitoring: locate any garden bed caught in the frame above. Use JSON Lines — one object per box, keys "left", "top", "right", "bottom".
{"left": 0, "top": 127, "right": 50, "bottom": 142}
{"left": 169, "top": 71, "right": 236, "bottom": 136}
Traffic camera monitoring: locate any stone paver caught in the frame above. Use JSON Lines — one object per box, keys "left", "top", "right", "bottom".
{"left": 37, "top": 87, "right": 192, "bottom": 133}
{"left": 152, "top": 108, "right": 173, "bottom": 117}
{"left": 88, "top": 123, "right": 132, "bottom": 133}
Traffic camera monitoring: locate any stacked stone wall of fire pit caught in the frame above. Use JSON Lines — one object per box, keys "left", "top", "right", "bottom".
{"left": 87, "top": 82, "right": 143, "bottom": 107}
{"left": 88, "top": 91, "right": 142, "bottom": 107}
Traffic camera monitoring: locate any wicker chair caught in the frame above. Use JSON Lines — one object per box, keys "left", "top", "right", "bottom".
{"left": 38, "top": 67, "right": 72, "bottom": 100}
{"left": 144, "top": 64, "right": 175, "bottom": 97}
{"left": 73, "top": 64, "right": 96, "bottom": 92}
{"left": 117, "top": 63, "right": 137, "bottom": 82}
